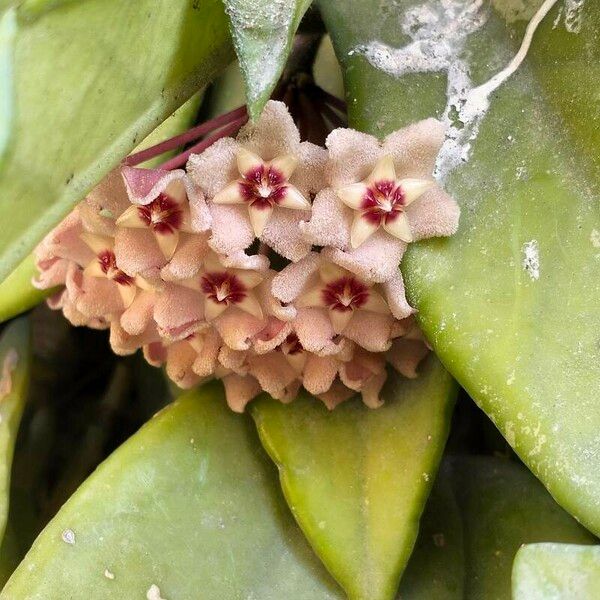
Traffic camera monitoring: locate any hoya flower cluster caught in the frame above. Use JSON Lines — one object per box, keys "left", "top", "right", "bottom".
{"left": 34, "top": 101, "right": 459, "bottom": 412}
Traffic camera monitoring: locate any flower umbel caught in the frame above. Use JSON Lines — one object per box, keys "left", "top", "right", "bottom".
{"left": 34, "top": 100, "right": 460, "bottom": 412}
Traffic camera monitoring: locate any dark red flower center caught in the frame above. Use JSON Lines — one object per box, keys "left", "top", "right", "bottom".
{"left": 321, "top": 276, "right": 369, "bottom": 313}
{"left": 97, "top": 250, "right": 134, "bottom": 286}
{"left": 200, "top": 271, "right": 246, "bottom": 305}
{"left": 137, "top": 193, "right": 183, "bottom": 234}
{"left": 239, "top": 165, "right": 288, "bottom": 210}
{"left": 361, "top": 180, "right": 405, "bottom": 226}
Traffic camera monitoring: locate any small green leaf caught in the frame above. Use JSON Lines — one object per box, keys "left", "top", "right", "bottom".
{"left": 0, "top": 316, "right": 31, "bottom": 544}
{"left": 399, "top": 457, "right": 595, "bottom": 600}
{"left": 252, "top": 357, "right": 457, "bottom": 600}
{"left": 223, "top": 0, "right": 312, "bottom": 120}
{"left": 513, "top": 544, "right": 600, "bottom": 600}
{"left": 0, "top": 254, "right": 53, "bottom": 324}
{"left": 1, "top": 382, "right": 343, "bottom": 599}
{"left": 321, "top": 0, "right": 600, "bottom": 534}
{"left": 0, "top": 0, "right": 234, "bottom": 281}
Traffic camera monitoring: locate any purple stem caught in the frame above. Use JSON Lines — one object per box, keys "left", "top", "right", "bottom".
{"left": 124, "top": 106, "right": 247, "bottom": 166}
{"left": 320, "top": 89, "right": 347, "bottom": 114}
{"left": 158, "top": 116, "right": 248, "bottom": 171}
{"left": 319, "top": 100, "right": 347, "bottom": 129}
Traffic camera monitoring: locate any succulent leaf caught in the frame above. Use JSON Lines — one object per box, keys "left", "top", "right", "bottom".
{"left": 1, "top": 382, "right": 344, "bottom": 599}
{"left": 400, "top": 457, "right": 595, "bottom": 599}
{"left": 223, "top": 0, "right": 312, "bottom": 121}
{"left": 320, "top": 0, "right": 600, "bottom": 535}
{"left": 513, "top": 543, "right": 600, "bottom": 600}
{"left": 0, "top": 317, "right": 31, "bottom": 547}
{"left": 252, "top": 357, "right": 457, "bottom": 600}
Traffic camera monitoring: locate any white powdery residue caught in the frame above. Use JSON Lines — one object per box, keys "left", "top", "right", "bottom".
{"left": 522, "top": 240, "right": 540, "bottom": 280}
{"left": 354, "top": 0, "right": 487, "bottom": 77}
{"left": 61, "top": 529, "right": 76, "bottom": 545}
{"left": 439, "top": 0, "right": 561, "bottom": 179}
{"left": 353, "top": 0, "right": 560, "bottom": 180}
{"left": 147, "top": 584, "right": 167, "bottom": 600}
{"left": 590, "top": 228, "right": 600, "bottom": 248}
{"left": 564, "top": 0, "right": 586, "bottom": 33}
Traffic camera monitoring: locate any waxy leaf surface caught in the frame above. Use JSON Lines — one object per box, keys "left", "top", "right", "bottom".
{"left": 320, "top": 0, "right": 600, "bottom": 533}
{"left": 399, "top": 457, "right": 595, "bottom": 600}
{"left": 223, "top": 0, "right": 311, "bottom": 120}
{"left": 0, "top": 0, "right": 233, "bottom": 281}
{"left": 252, "top": 357, "right": 457, "bottom": 600}
{"left": 1, "top": 382, "right": 343, "bottom": 599}
{"left": 513, "top": 543, "right": 600, "bottom": 600}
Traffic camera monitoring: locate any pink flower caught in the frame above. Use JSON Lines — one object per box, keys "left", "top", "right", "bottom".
{"left": 212, "top": 148, "right": 310, "bottom": 237}
{"left": 181, "top": 252, "right": 264, "bottom": 322}
{"left": 272, "top": 253, "right": 397, "bottom": 353}
{"left": 188, "top": 101, "right": 327, "bottom": 262}
{"left": 336, "top": 155, "right": 433, "bottom": 247}
{"left": 297, "top": 261, "right": 389, "bottom": 335}
{"left": 301, "top": 119, "right": 460, "bottom": 282}
{"left": 117, "top": 167, "right": 209, "bottom": 260}
{"left": 33, "top": 108, "right": 453, "bottom": 414}
{"left": 79, "top": 233, "right": 139, "bottom": 308}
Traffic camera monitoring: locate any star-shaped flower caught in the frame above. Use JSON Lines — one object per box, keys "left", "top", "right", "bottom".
{"left": 212, "top": 147, "right": 310, "bottom": 237}
{"left": 297, "top": 262, "right": 389, "bottom": 334}
{"left": 80, "top": 233, "right": 142, "bottom": 307}
{"left": 116, "top": 168, "right": 198, "bottom": 260}
{"left": 301, "top": 119, "right": 460, "bottom": 282}
{"left": 182, "top": 253, "right": 264, "bottom": 321}
{"left": 336, "top": 155, "right": 432, "bottom": 247}
{"left": 188, "top": 100, "right": 327, "bottom": 262}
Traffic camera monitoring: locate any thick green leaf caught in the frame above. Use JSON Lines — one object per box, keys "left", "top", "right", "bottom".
{"left": 1, "top": 382, "right": 343, "bottom": 599}
{"left": 0, "top": 316, "right": 30, "bottom": 544}
{"left": 450, "top": 457, "right": 595, "bottom": 599}
{"left": 399, "top": 457, "right": 595, "bottom": 600}
{"left": 224, "top": 0, "right": 311, "bottom": 120}
{"left": 0, "top": 255, "right": 53, "bottom": 324}
{"left": 252, "top": 357, "right": 457, "bottom": 600}
{"left": 321, "top": 0, "right": 600, "bottom": 533}
{"left": 0, "top": 0, "right": 233, "bottom": 281}
{"left": 0, "top": 523, "right": 20, "bottom": 588}
{"left": 513, "top": 543, "right": 600, "bottom": 599}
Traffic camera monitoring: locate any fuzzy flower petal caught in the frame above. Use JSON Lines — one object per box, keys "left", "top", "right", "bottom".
{"left": 222, "top": 374, "right": 262, "bottom": 413}
{"left": 114, "top": 228, "right": 166, "bottom": 279}
{"left": 303, "top": 354, "right": 340, "bottom": 396}
{"left": 387, "top": 338, "right": 430, "bottom": 379}
{"left": 153, "top": 284, "right": 203, "bottom": 340}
